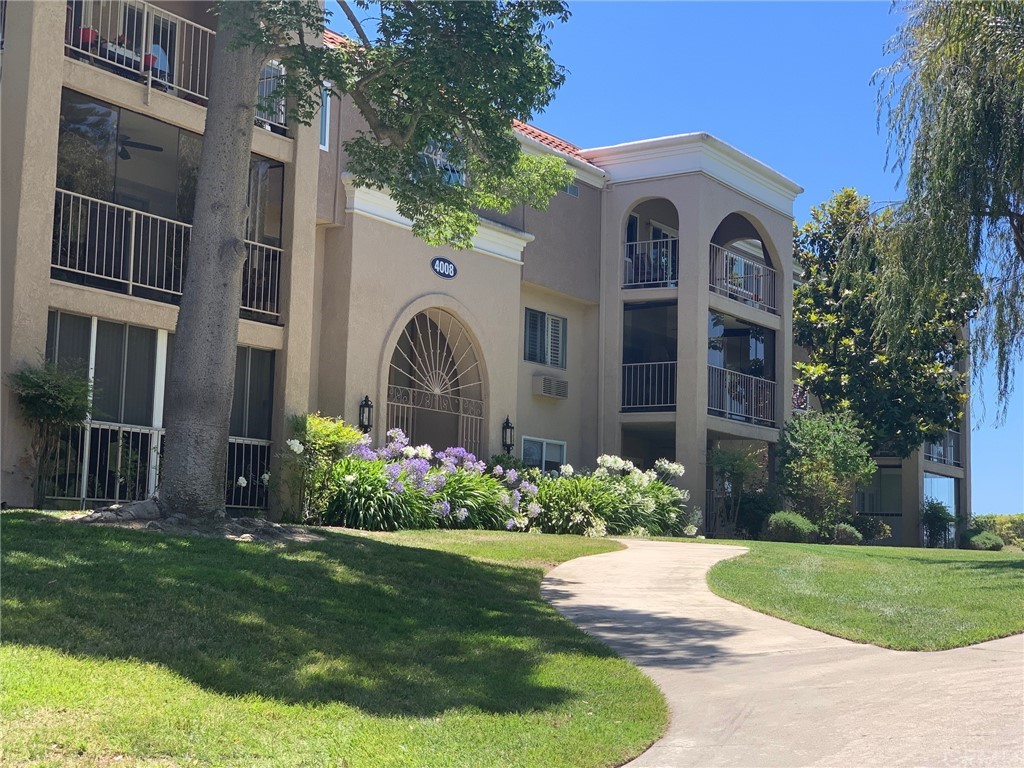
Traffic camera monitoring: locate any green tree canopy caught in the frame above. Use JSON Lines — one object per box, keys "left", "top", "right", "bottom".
{"left": 794, "top": 189, "right": 975, "bottom": 458}
{"left": 159, "top": 0, "right": 576, "bottom": 517}
{"left": 235, "top": 0, "right": 575, "bottom": 247}
{"left": 875, "top": 0, "right": 1024, "bottom": 405}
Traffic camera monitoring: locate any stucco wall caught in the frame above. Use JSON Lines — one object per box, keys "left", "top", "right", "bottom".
{"left": 515, "top": 283, "right": 599, "bottom": 467}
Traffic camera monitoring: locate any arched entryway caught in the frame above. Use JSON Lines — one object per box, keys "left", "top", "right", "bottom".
{"left": 386, "top": 308, "right": 485, "bottom": 456}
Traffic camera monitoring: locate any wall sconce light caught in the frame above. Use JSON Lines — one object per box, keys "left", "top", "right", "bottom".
{"left": 501, "top": 415, "right": 515, "bottom": 455}
{"left": 358, "top": 395, "right": 373, "bottom": 434}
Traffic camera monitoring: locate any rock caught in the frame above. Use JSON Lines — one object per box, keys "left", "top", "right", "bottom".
{"left": 146, "top": 521, "right": 164, "bottom": 530}
{"left": 129, "top": 498, "right": 163, "bottom": 521}
{"left": 236, "top": 533, "right": 256, "bottom": 542}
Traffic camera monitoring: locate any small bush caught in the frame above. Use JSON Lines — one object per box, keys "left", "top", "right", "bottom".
{"left": 430, "top": 469, "right": 508, "bottom": 530}
{"left": 832, "top": 523, "right": 863, "bottom": 545}
{"left": 764, "top": 511, "right": 817, "bottom": 543}
{"left": 971, "top": 515, "right": 1024, "bottom": 548}
{"left": 324, "top": 457, "right": 431, "bottom": 531}
{"left": 282, "top": 413, "right": 366, "bottom": 521}
{"left": 850, "top": 514, "right": 892, "bottom": 542}
{"left": 965, "top": 530, "right": 1004, "bottom": 551}
{"left": 921, "top": 498, "right": 956, "bottom": 548}
{"left": 736, "top": 489, "right": 779, "bottom": 539}
{"left": 534, "top": 474, "right": 615, "bottom": 536}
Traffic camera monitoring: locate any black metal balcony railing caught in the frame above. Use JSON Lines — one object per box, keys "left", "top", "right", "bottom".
{"left": 709, "top": 244, "right": 777, "bottom": 314}
{"left": 621, "top": 362, "right": 677, "bottom": 410}
{"left": 52, "top": 188, "right": 282, "bottom": 322}
{"left": 45, "top": 420, "right": 271, "bottom": 511}
{"left": 624, "top": 238, "right": 679, "bottom": 288}
{"left": 707, "top": 365, "right": 776, "bottom": 427}
{"left": 924, "top": 430, "right": 962, "bottom": 467}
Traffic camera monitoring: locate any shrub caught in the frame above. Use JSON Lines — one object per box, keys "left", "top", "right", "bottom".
{"left": 777, "top": 411, "right": 876, "bottom": 530}
{"left": 593, "top": 455, "right": 695, "bottom": 537}
{"left": 429, "top": 469, "right": 508, "bottom": 530}
{"left": 485, "top": 454, "right": 531, "bottom": 475}
{"left": 764, "top": 511, "right": 817, "bottom": 543}
{"left": 324, "top": 457, "right": 431, "bottom": 531}
{"left": 736, "top": 489, "right": 779, "bottom": 539}
{"left": 971, "top": 515, "right": 1024, "bottom": 548}
{"left": 534, "top": 474, "right": 615, "bottom": 536}
{"left": 921, "top": 498, "right": 956, "bottom": 548}
{"left": 965, "top": 530, "right": 1004, "bottom": 551}
{"left": 850, "top": 514, "right": 892, "bottom": 542}
{"left": 832, "top": 523, "right": 863, "bottom": 545}
{"left": 8, "top": 362, "right": 92, "bottom": 507}
{"left": 281, "top": 413, "right": 366, "bottom": 521}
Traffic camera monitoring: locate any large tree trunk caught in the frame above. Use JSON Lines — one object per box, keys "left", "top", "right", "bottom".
{"left": 160, "top": 12, "right": 267, "bottom": 518}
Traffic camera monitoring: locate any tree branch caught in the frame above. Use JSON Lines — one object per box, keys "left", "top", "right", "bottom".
{"left": 338, "top": 1, "right": 372, "bottom": 48}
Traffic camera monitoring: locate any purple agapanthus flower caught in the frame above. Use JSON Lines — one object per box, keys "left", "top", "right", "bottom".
{"left": 492, "top": 465, "right": 504, "bottom": 476}
{"left": 456, "top": 507, "right": 469, "bottom": 522}
{"left": 504, "top": 469, "right": 518, "bottom": 486}
{"left": 519, "top": 481, "right": 538, "bottom": 496}
{"left": 432, "top": 500, "right": 451, "bottom": 518}
{"left": 505, "top": 518, "right": 517, "bottom": 530}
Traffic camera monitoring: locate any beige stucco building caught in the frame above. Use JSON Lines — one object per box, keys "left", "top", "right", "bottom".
{"left": 1, "top": 1, "right": 970, "bottom": 546}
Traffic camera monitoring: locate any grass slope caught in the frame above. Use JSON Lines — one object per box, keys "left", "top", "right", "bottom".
{"left": 706, "top": 540, "right": 1024, "bottom": 650}
{"left": 1, "top": 513, "right": 666, "bottom": 767}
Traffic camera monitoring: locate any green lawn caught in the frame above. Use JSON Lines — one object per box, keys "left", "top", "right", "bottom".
{"left": 1, "top": 513, "right": 666, "bottom": 767}
{"left": 706, "top": 540, "right": 1024, "bottom": 650}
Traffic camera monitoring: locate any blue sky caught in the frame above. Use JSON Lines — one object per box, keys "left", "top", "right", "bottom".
{"left": 327, "top": 1, "right": 1023, "bottom": 515}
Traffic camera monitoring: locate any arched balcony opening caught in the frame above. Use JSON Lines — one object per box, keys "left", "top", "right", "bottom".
{"left": 623, "top": 198, "right": 680, "bottom": 289}
{"left": 709, "top": 213, "right": 777, "bottom": 314}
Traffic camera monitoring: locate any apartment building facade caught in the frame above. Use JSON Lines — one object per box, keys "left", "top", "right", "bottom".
{"left": 1, "top": 1, "right": 969, "bottom": 546}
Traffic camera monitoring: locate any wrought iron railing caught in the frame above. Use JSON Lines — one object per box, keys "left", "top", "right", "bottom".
{"left": 386, "top": 384, "right": 484, "bottom": 458}
{"left": 621, "top": 362, "right": 677, "bottom": 410}
{"left": 924, "top": 430, "right": 962, "bottom": 467}
{"left": 792, "top": 383, "right": 810, "bottom": 413}
{"left": 45, "top": 422, "right": 271, "bottom": 511}
{"left": 225, "top": 436, "right": 272, "bottom": 510}
{"left": 624, "top": 238, "right": 679, "bottom": 288}
{"left": 52, "top": 188, "right": 282, "bottom": 322}
{"left": 707, "top": 365, "right": 776, "bottom": 427}
{"left": 709, "top": 243, "right": 777, "bottom": 313}
{"left": 64, "top": 0, "right": 285, "bottom": 130}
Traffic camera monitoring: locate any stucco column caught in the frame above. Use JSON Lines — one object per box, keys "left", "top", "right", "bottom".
{"left": 673, "top": 190, "right": 709, "bottom": 517}
{"left": 1, "top": 1, "right": 67, "bottom": 506}
{"left": 902, "top": 451, "right": 925, "bottom": 546}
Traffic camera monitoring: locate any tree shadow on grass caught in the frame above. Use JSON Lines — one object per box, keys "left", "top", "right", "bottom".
{"left": 1, "top": 513, "right": 612, "bottom": 716}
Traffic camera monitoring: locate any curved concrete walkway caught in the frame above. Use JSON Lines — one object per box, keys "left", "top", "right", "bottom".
{"left": 542, "top": 540, "right": 1024, "bottom": 768}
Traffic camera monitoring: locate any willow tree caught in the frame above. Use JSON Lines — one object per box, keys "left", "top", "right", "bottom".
{"left": 875, "top": 0, "right": 1024, "bottom": 406}
{"left": 160, "top": 1, "right": 573, "bottom": 517}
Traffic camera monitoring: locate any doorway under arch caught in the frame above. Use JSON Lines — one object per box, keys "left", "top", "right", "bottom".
{"left": 386, "top": 308, "right": 485, "bottom": 456}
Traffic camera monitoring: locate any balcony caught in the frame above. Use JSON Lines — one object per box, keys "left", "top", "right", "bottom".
{"left": 624, "top": 238, "right": 678, "bottom": 288}
{"left": 63, "top": 0, "right": 287, "bottom": 134}
{"left": 44, "top": 419, "right": 270, "bottom": 511}
{"left": 622, "top": 362, "right": 676, "bottom": 411}
{"left": 707, "top": 365, "right": 776, "bottom": 427}
{"left": 709, "top": 243, "right": 777, "bottom": 314}
{"left": 924, "top": 430, "right": 962, "bottom": 467}
{"left": 52, "top": 188, "right": 282, "bottom": 323}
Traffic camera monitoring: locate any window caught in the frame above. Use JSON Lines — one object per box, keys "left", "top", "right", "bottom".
{"left": 319, "top": 85, "right": 331, "bottom": 150}
{"left": 230, "top": 346, "right": 275, "bottom": 440}
{"left": 523, "top": 437, "right": 565, "bottom": 473}
{"left": 525, "top": 309, "right": 566, "bottom": 368}
{"left": 46, "top": 310, "right": 157, "bottom": 427}
{"left": 564, "top": 182, "right": 579, "bottom": 198}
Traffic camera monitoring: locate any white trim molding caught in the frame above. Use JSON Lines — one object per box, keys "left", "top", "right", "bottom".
{"left": 343, "top": 179, "right": 535, "bottom": 263}
{"left": 582, "top": 132, "right": 804, "bottom": 216}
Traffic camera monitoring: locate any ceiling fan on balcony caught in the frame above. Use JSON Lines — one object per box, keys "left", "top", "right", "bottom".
{"left": 117, "top": 134, "right": 164, "bottom": 161}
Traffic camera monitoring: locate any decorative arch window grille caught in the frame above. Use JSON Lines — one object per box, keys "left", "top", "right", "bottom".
{"left": 387, "top": 309, "right": 484, "bottom": 456}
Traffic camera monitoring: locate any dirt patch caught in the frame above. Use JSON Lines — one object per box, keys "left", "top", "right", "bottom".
{"left": 67, "top": 501, "right": 324, "bottom": 544}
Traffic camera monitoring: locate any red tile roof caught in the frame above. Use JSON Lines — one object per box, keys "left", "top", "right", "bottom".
{"left": 512, "top": 119, "right": 592, "bottom": 165}
{"left": 322, "top": 33, "right": 592, "bottom": 167}
{"left": 323, "top": 29, "right": 353, "bottom": 48}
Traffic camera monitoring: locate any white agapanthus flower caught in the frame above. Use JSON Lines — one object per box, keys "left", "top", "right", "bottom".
{"left": 415, "top": 444, "right": 433, "bottom": 459}
{"left": 402, "top": 446, "right": 417, "bottom": 458}
{"left": 559, "top": 463, "right": 574, "bottom": 477}
{"left": 286, "top": 439, "right": 304, "bottom": 455}
{"left": 343, "top": 474, "right": 356, "bottom": 484}
{"left": 261, "top": 472, "right": 271, "bottom": 484}
{"left": 236, "top": 476, "right": 248, "bottom": 488}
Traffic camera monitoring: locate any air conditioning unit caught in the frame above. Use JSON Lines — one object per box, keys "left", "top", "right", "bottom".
{"left": 533, "top": 374, "right": 569, "bottom": 400}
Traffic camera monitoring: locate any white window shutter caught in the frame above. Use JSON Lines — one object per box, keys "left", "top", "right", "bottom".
{"left": 547, "top": 315, "right": 566, "bottom": 368}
